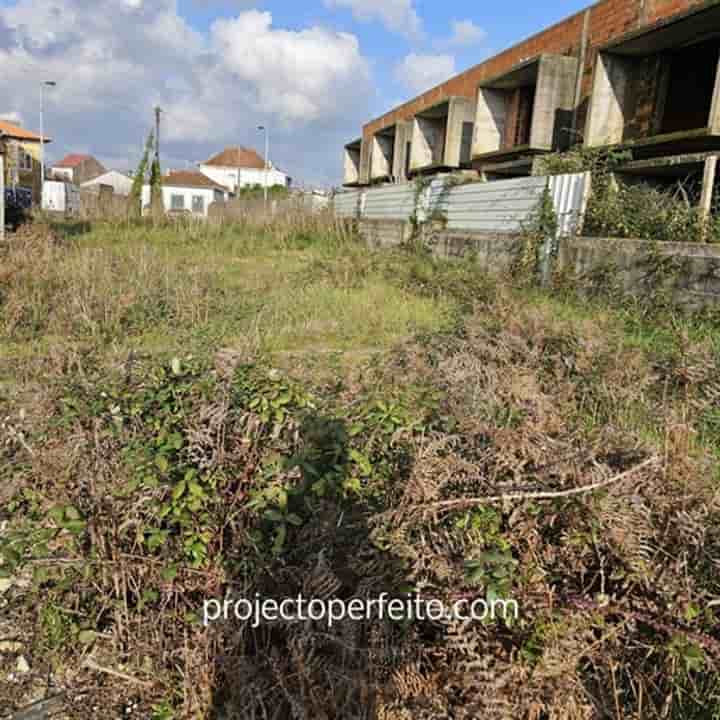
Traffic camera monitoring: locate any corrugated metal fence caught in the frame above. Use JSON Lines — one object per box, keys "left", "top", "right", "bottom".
{"left": 334, "top": 172, "right": 591, "bottom": 236}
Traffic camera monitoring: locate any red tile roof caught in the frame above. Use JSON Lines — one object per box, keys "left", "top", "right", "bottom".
{"left": 162, "top": 170, "right": 229, "bottom": 191}
{"left": 204, "top": 146, "right": 265, "bottom": 169}
{"left": 0, "top": 119, "right": 50, "bottom": 142}
{"left": 54, "top": 153, "right": 93, "bottom": 168}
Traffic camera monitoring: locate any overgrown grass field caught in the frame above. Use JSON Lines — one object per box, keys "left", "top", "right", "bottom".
{"left": 1, "top": 216, "right": 719, "bottom": 719}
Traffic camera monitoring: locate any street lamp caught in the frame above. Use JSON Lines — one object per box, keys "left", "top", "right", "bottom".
{"left": 40, "top": 80, "right": 56, "bottom": 208}
{"left": 257, "top": 125, "right": 269, "bottom": 212}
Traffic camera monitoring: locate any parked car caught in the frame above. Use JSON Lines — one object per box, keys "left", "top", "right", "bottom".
{"left": 4, "top": 187, "right": 32, "bottom": 230}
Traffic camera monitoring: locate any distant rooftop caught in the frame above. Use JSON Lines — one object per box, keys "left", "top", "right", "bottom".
{"left": 0, "top": 119, "right": 50, "bottom": 143}
{"left": 203, "top": 146, "right": 265, "bottom": 170}
{"left": 53, "top": 153, "right": 94, "bottom": 168}
{"left": 162, "top": 169, "right": 230, "bottom": 191}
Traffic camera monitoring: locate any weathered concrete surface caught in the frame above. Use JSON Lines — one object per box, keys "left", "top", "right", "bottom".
{"left": 343, "top": 139, "right": 362, "bottom": 186}
{"left": 585, "top": 52, "right": 633, "bottom": 147}
{"left": 558, "top": 236, "right": 720, "bottom": 307}
{"left": 358, "top": 219, "right": 406, "bottom": 249}
{"left": 358, "top": 218, "right": 720, "bottom": 307}
{"left": 530, "top": 55, "right": 578, "bottom": 150}
{"left": 371, "top": 132, "right": 395, "bottom": 181}
{"left": 410, "top": 98, "right": 475, "bottom": 173}
{"left": 392, "top": 121, "right": 413, "bottom": 182}
{"left": 473, "top": 54, "right": 578, "bottom": 159}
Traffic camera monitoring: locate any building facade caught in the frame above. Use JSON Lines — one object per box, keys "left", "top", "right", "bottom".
{"left": 141, "top": 170, "right": 230, "bottom": 217}
{"left": 199, "top": 146, "right": 290, "bottom": 193}
{"left": 0, "top": 119, "right": 50, "bottom": 202}
{"left": 51, "top": 154, "right": 107, "bottom": 185}
{"left": 345, "top": 0, "right": 720, "bottom": 187}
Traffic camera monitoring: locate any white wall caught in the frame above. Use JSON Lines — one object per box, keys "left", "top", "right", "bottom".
{"left": 198, "top": 164, "right": 289, "bottom": 192}
{"left": 82, "top": 171, "right": 133, "bottom": 196}
{"left": 50, "top": 167, "right": 74, "bottom": 182}
{"left": 141, "top": 185, "right": 226, "bottom": 217}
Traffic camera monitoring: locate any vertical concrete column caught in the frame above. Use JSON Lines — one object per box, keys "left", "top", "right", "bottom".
{"left": 700, "top": 154, "right": 718, "bottom": 238}
{"left": 359, "top": 138, "right": 371, "bottom": 185}
{"left": 585, "top": 53, "right": 632, "bottom": 147}
{"left": 710, "top": 52, "right": 720, "bottom": 135}
{"left": 473, "top": 88, "right": 507, "bottom": 156}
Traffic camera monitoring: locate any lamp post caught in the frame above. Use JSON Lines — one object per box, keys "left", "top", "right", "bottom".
{"left": 39, "top": 80, "right": 56, "bottom": 208}
{"left": 257, "top": 125, "right": 269, "bottom": 213}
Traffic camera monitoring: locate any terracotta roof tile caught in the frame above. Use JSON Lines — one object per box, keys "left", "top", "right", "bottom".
{"left": 162, "top": 170, "right": 230, "bottom": 191}
{"left": 204, "top": 146, "right": 265, "bottom": 169}
{"left": 0, "top": 119, "right": 50, "bottom": 142}
{"left": 54, "top": 153, "right": 93, "bottom": 168}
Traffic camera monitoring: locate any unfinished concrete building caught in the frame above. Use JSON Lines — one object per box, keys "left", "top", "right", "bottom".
{"left": 343, "top": 0, "right": 720, "bottom": 194}
{"left": 408, "top": 97, "right": 475, "bottom": 175}
{"left": 368, "top": 121, "right": 413, "bottom": 183}
{"left": 473, "top": 54, "right": 579, "bottom": 178}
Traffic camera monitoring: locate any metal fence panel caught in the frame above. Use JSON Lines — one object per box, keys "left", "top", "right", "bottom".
{"left": 333, "top": 190, "right": 363, "bottom": 217}
{"left": 443, "top": 176, "right": 547, "bottom": 232}
{"left": 363, "top": 184, "right": 416, "bottom": 220}
{"left": 548, "top": 172, "right": 590, "bottom": 237}
{"left": 333, "top": 173, "right": 591, "bottom": 235}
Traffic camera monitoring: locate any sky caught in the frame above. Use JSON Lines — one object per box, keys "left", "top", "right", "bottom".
{"left": 0, "top": 0, "right": 590, "bottom": 186}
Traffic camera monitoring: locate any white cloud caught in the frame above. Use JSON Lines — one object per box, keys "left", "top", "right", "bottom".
{"left": 447, "top": 19, "right": 486, "bottom": 47}
{"left": 394, "top": 53, "right": 456, "bottom": 95}
{"left": 0, "top": 2, "right": 374, "bottom": 185}
{"left": 324, "top": 0, "right": 422, "bottom": 38}
{"left": 212, "top": 10, "right": 369, "bottom": 123}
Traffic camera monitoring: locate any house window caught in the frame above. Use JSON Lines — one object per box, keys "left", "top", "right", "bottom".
{"left": 192, "top": 195, "right": 205, "bottom": 214}
{"left": 20, "top": 151, "right": 32, "bottom": 172}
{"left": 170, "top": 194, "right": 185, "bottom": 210}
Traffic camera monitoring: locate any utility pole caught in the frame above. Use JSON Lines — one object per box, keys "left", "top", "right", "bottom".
{"left": 39, "top": 80, "right": 57, "bottom": 209}
{"left": 258, "top": 125, "right": 269, "bottom": 214}
{"left": 152, "top": 106, "right": 163, "bottom": 217}
{"left": 1, "top": 133, "right": 6, "bottom": 243}
{"left": 155, "top": 106, "right": 161, "bottom": 163}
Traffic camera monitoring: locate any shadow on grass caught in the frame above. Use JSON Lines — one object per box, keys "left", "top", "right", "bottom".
{"left": 209, "top": 412, "right": 412, "bottom": 720}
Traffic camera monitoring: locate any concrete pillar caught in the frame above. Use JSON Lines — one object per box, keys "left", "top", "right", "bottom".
{"left": 359, "top": 138, "right": 371, "bottom": 185}
{"left": 473, "top": 88, "right": 507, "bottom": 156}
{"left": 700, "top": 155, "right": 718, "bottom": 238}
{"left": 530, "top": 55, "right": 579, "bottom": 151}
{"left": 585, "top": 52, "right": 633, "bottom": 147}
{"left": 710, "top": 53, "right": 720, "bottom": 135}
{"left": 370, "top": 132, "right": 394, "bottom": 181}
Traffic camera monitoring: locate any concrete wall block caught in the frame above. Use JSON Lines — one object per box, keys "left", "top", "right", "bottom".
{"left": 530, "top": 55, "right": 579, "bottom": 150}
{"left": 585, "top": 52, "right": 632, "bottom": 147}
{"left": 473, "top": 88, "right": 508, "bottom": 156}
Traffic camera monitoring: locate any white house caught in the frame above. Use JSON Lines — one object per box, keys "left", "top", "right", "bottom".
{"left": 198, "top": 146, "right": 290, "bottom": 193}
{"left": 81, "top": 170, "right": 133, "bottom": 196}
{"left": 142, "top": 170, "right": 230, "bottom": 217}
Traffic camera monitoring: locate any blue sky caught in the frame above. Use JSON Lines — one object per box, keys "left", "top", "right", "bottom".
{"left": 0, "top": 0, "right": 590, "bottom": 185}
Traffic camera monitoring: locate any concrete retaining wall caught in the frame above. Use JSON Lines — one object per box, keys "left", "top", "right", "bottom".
{"left": 357, "top": 218, "right": 720, "bottom": 306}
{"left": 558, "top": 236, "right": 720, "bottom": 307}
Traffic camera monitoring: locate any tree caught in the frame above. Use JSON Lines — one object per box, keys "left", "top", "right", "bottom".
{"left": 129, "top": 129, "right": 155, "bottom": 217}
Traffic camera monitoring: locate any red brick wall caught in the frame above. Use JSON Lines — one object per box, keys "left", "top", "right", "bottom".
{"left": 362, "top": 0, "right": 709, "bottom": 144}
